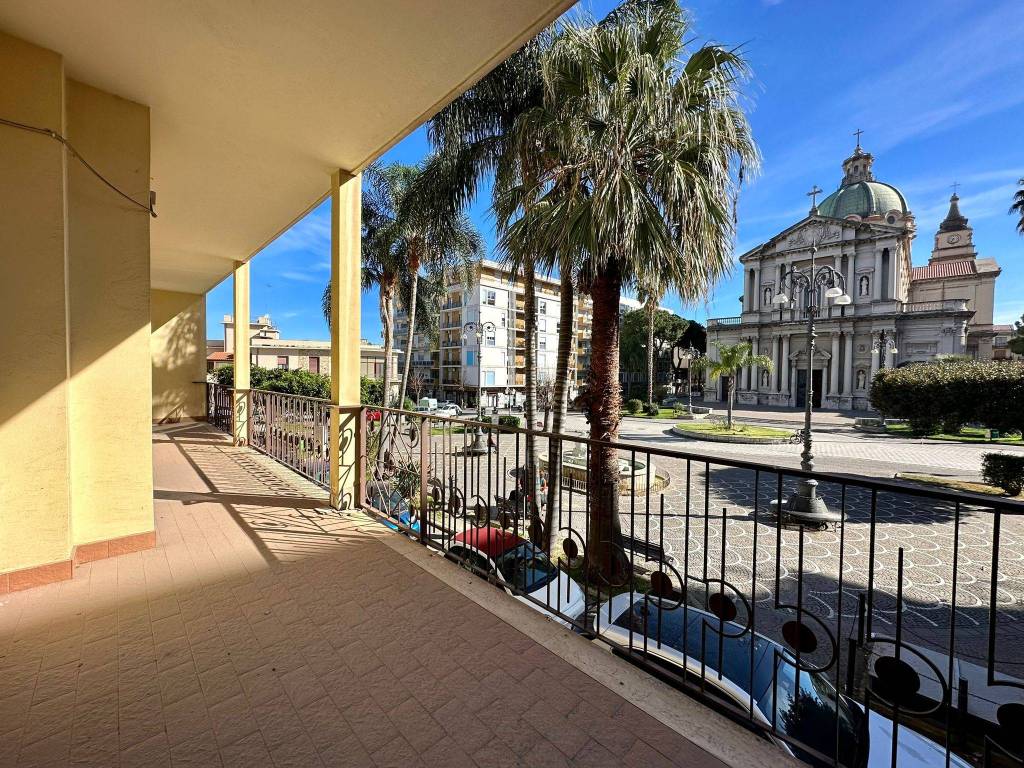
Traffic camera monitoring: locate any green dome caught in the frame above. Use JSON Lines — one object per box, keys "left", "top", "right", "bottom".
{"left": 817, "top": 180, "right": 907, "bottom": 219}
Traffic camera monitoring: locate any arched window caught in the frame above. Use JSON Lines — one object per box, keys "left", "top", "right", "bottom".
{"left": 858, "top": 275, "right": 870, "bottom": 297}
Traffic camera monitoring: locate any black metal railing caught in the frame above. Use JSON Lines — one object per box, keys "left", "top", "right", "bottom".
{"left": 204, "top": 388, "right": 1023, "bottom": 768}
{"left": 360, "top": 406, "right": 1024, "bottom": 768}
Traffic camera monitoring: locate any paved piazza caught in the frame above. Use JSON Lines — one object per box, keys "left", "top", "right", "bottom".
{"left": 407, "top": 410, "right": 1024, "bottom": 691}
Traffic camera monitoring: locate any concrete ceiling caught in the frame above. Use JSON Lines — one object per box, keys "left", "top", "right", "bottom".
{"left": 0, "top": 0, "right": 574, "bottom": 294}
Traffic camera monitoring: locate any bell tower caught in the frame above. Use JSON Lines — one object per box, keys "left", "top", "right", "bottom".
{"left": 930, "top": 188, "right": 976, "bottom": 263}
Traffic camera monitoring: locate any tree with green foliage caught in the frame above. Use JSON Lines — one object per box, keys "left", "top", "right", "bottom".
{"left": 1008, "top": 313, "right": 1024, "bottom": 356}
{"left": 1010, "top": 178, "right": 1024, "bottom": 236}
{"left": 360, "top": 377, "right": 383, "bottom": 406}
{"left": 214, "top": 365, "right": 332, "bottom": 400}
{"left": 512, "top": 0, "right": 758, "bottom": 581}
{"left": 619, "top": 308, "right": 690, "bottom": 388}
{"left": 700, "top": 342, "right": 772, "bottom": 429}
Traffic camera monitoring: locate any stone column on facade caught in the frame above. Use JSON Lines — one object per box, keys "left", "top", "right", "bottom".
{"left": 872, "top": 250, "right": 882, "bottom": 300}
{"left": 869, "top": 332, "right": 880, "bottom": 381}
{"left": 889, "top": 244, "right": 900, "bottom": 302}
{"left": 843, "top": 332, "right": 854, "bottom": 395}
{"left": 781, "top": 334, "right": 791, "bottom": 395}
{"left": 752, "top": 266, "right": 761, "bottom": 312}
{"left": 829, "top": 333, "right": 840, "bottom": 396}
{"left": 845, "top": 252, "right": 856, "bottom": 302}
{"left": 771, "top": 336, "right": 781, "bottom": 393}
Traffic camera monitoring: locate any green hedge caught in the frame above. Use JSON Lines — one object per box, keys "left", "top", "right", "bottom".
{"left": 498, "top": 415, "right": 522, "bottom": 428}
{"left": 870, "top": 360, "right": 1024, "bottom": 435}
{"left": 625, "top": 398, "right": 643, "bottom": 415}
{"left": 214, "top": 365, "right": 331, "bottom": 399}
{"left": 982, "top": 453, "right": 1024, "bottom": 495}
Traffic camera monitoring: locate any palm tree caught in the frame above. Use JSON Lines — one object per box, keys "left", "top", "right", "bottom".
{"left": 424, "top": 36, "right": 551, "bottom": 544}
{"left": 519, "top": 0, "right": 759, "bottom": 581}
{"left": 702, "top": 342, "right": 772, "bottom": 429}
{"left": 638, "top": 275, "right": 665, "bottom": 407}
{"left": 322, "top": 162, "right": 405, "bottom": 406}
{"left": 1010, "top": 178, "right": 1024, "bottom": 235}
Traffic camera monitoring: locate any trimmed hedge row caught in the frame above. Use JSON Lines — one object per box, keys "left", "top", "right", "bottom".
{"left": 870, "top": 360, "right": 1024, "bottom": 435}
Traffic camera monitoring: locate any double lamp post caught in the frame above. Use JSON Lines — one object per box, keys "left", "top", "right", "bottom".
{"left": 770, "top": 208, "right": 852, "bottom": 527}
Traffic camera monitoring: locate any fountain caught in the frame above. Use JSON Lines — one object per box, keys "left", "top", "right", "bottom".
{"left": 539, "top": 435, "right": 669, "bottom": 495}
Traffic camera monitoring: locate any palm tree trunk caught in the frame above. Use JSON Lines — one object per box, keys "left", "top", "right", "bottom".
{"left": 727, "top": 378, "right": 734, "bottom": 429}
{"left": 585, "top": 258, "right": 626, "bottom": 584}
{"left": 645, "top": 296, "right": 655, "bottom": 406}
{"left": 545, "top": 276, "right": 575, "bottom": 551}
{"left": 380, "top": 276, "right": 397, "bottom": 406}
{"left": 522, "top": 256, "right": 542, "bottom": 546}
{"left": 398, "top": 250, "right": 421, "bottom": 408}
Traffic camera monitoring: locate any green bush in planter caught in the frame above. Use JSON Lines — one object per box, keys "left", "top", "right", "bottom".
{"left": 625, "top": 398, "right": 643, "bottom": 415}
{"left": 498, "top": 415, "right": 521, "bottom": 428}
{"left": 981, "top": 453, "right": 1024, "bottom": 495}
{"left": 645, "top": 402, "right": 660, "bottom": 416}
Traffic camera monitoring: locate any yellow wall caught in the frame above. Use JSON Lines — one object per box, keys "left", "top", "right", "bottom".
{"left": 0, "top": 33, "right": 72, "bottom": 573}
{"left": 66, "top": 80, "right": 154, "bottom": 548}
{"left": 0, "top": 33, "right": 155, "bottom": 574}
{"left": 152, "top": 290, "right": 207, "bottom": 423}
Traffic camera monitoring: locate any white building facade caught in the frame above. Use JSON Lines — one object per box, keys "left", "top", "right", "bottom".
{"left": 707, "top": 144, "right": 1001, "bottom": 411}
{"left": 397, "top": 260, "right": 575, "bottom": 408}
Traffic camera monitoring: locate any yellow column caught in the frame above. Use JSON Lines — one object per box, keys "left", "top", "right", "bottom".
{"left": 233, "top": 260, "right": 251, "bottom": 445}
{"left": 329, "top": 169, "right": 362, "bottom": 509}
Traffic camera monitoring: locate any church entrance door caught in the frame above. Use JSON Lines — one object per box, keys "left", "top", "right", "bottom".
{"left": 796, "top": 369, "right": 823, "bottom": 408}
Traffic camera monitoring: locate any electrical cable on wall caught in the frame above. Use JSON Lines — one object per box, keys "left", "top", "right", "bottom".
{"left": 0, "top": 116, "right": 156, "bottom": 217}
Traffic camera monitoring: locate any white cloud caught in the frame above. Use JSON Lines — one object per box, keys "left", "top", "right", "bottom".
{"left": 279, "top": 271, "right": 321, "bottom": 283}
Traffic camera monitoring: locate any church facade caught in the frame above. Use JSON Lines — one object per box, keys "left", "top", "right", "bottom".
{"left": 706, "top": 143, "right": 1001, "bottom": 411}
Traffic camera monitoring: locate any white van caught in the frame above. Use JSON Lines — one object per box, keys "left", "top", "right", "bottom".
{"left": 415, "top": 398, "right": 438, "bottom": 413}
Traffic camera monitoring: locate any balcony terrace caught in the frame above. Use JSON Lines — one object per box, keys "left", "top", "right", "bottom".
{"left": 0, "top": 422, "right": 759, "bottom": 767}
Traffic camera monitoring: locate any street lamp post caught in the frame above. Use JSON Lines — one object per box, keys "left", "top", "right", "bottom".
{"left": 771, "top": 216, "right": 852, "bottom": 527}
{"left": 673, "top": 345, "right": 702, "bottom": 414}
{"left": 462, "top": 320, "right": 495, "bottom": 454}
{"left": 871, "top": 328, "right": 898, "bottom": 369}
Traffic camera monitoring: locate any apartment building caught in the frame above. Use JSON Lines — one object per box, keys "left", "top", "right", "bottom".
{"left": 397, "top": 261, "right": 581, "bottom": 408}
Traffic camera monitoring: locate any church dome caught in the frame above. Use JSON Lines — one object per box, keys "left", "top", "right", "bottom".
{"left": 817, "top": 180, "right": 908, "bottom": 219}
{"left": 816, "top": 143, "right": 908, "bottom": 220}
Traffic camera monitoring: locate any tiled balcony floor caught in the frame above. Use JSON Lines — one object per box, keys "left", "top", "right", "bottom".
{"left": 0, "top": 423, "right": 759, "bottom": 767}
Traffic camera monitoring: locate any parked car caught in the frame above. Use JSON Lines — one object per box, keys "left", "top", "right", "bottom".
{"left": 593, "top": 594, "right": 970, "bottom": 768}
{"left": 447, "top": 527, "right": 584, "bottom": 626}
{"left": 435, "top": 404, "right": 459, "bottom": 418}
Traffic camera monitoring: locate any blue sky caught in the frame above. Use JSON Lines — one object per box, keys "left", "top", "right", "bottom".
{"left": 206, "top": 0, "right": 1024, "bottom": 343}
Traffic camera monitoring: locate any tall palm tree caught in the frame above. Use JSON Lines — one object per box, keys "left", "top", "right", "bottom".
{"left": 322, "top": 162, "right": 405, "bottom": 405}
{"left": 1010, "top": 178, "right": 1024, "bottom": 235}
{"left": 702, "top": 341, "right": 772, "bottom": 429}
{"left": 519, "top": 0, "right": 759, "bottom": 581}
{"left": 424, "top": 36, "right": 552, "bottom": 544}
{"left": 638, "top": 274, "right": 666, "bottom": 406}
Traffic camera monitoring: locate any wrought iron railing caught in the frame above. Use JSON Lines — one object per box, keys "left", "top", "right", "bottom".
{"left": 360, "top": 407, "right": 1024, "bottom": 768}
{"left": 206, "top": 382, "right": 233, "bottom": 432}
{"left": 205, "top": 387, "right": 1024, "bottom": 767}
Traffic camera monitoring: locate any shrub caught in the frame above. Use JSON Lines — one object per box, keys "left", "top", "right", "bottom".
{"left": 403, "top": 397, "right": 415, "bottom": 411}
{"left": 981, "top": 453, "right": 1024, "bottom": 495}
{"left": 871, "top": 360, "right": 1024, "bottom": 436}
{"left": 360, "top": 376, "right": 383, "bottom": 406}
{"left": 625, "top": 398, "right": 643, "bottom": 415}
{"left": 212, "top": 364, "right": 331, "bottom": 399}
{"left": 645, "top": 402, "right": 660, "bottom": 416}
{"left": 653, "top": 385, "right": 669, "bottom": 402}
{"left": 498, "top": 415, "right": 521, "bottom": 429}
{"left": 673, "top": 402, "right": 686, "bottom": 416}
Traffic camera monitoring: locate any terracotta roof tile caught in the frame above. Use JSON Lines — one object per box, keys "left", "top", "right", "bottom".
{"left": 910, "top": 260, "right": 977, "bottom": 281}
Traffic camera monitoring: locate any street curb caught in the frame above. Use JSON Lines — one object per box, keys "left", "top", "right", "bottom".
{"left": 670, "top": 425, "right": 794, "bottom": 445}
